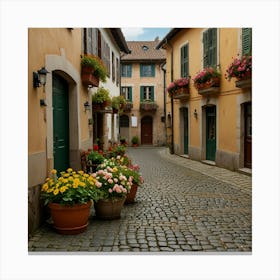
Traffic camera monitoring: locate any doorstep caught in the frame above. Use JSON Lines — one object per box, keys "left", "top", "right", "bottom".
{"left": 238, "top": 168, "right": 252, "bottom": 177}
{"left": 201, "top": 160, "right": 216, "bottom": 166}
{"left": 179, "top": 154, "right": 189, "bottom": 159}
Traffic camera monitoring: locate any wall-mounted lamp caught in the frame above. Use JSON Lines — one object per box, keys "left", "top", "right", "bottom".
{"left": 167, "top": 112, "right": 171, "bottom": 118}
{"left": 194, "top": 109, "right": 198, "bottom": 119}
{"left": 40, "top": 99, "right": 47, "bottom": 106}
{"left": 33, "top": 67, "right": 49, "bottom": 88}
{"left": 84, "top": 101, "right": 91, "bottom": 112}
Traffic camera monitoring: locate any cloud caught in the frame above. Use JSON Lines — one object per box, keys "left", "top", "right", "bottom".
{"left": 122, "top": 28, "right": 145, "bottom": 40}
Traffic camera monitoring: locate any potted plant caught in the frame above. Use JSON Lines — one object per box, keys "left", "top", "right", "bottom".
{"left": 86, "top": 150, "right": 105, "bottom": 173}
{"left": 193, "top": 67, "right": 221, "bottom": 92}
{"left": 167, "top": 77, "right": 190, "bottom": 99}
{"left": 225, "top": 54, "right": 252, "bottom": 88}
{"left": 122, "top": 164, "right": 144, "bottom": 204}
{"left": 92, "top": 87, "right": 111, "bottom": 110}
{"left": 120, "top": 137, "right": 127, "bottom": 146}
{"left": 131, "top": 136, "right": 139, "bottom": 147}
{"left": 111, "top": 95, "right": 127, "bottom": 114}
{"left": 91, "top": 163, "right": 132, "bottom": 219}
{"left": 40, "top": 168, "right": 99, "bottom": 234}
{"left": 81, "top": 54, "right": 107, "bottom": 87}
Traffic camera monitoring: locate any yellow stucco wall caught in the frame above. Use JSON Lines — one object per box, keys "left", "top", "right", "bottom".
{"left": 164, "top": 28, "right": 247, "bottom": 158}
{"left": 28, "top": 28, "right": 89, "bottom": 155}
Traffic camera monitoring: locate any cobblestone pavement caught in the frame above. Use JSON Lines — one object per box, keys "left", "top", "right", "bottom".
{"left": 28, "top": 147, "right": 252, "bottom": 253}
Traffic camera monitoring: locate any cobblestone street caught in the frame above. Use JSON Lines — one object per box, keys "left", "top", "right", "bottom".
{"left": 28, "top": 147, "right": 252, "bottom": 253}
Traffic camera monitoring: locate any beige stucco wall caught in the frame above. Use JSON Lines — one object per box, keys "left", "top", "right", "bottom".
{"left": 164, "top": 28, "right": 251, "bottom": 170}
{"left": 121, "top": 61, "right": 166, "bottom": 146}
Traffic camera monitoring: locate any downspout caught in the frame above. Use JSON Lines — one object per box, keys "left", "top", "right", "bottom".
{"left": 160, "top": 62, "right": 167, "bottom": 145}
{"left": 165, "top": 39, "right": 174, "bottom": 154}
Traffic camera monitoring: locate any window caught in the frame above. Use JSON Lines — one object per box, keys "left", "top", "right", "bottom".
{"left": 181, "top": 43, "right": 189, "bottom": 77}
{"left": 121, "top": 87, "right": 132, "bottom": 101}
{"left": 120, "top": 115, "right": 129, "bottom": 128}
{"left": 140, "top": 64, "right": 155, "bottom": 77}
{"left": 203, "top": 28, "right": 217, "bottom": 67}
{"left": 83, "top": 28, "right": 98, "bottom": 55}
{"left": 140, "top": 86, "right": 154, "bottom": 101}
{"left": 121, "top": 64, "right": 132, "bottom": 77}
{"left": 242, "top": 28, "right": 252, "bottom": 55}
{"left": 142, "top": 45, "right": 149, "bottom": 51}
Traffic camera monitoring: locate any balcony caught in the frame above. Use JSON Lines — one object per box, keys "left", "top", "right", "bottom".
{"left": 123, "top": 101, "right": 133, "bottom": 112}
{"left": 140, "top": 100, "right": 157, "bottom": 112}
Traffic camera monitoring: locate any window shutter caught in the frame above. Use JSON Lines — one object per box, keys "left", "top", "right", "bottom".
{"left": 203, "top": 30, "right": 208, "bottom": 67}
{"left": 140, "top": 64, "right": 143, "bottom": 77}
{"left": 129, "top": 87, "right": 132, "bottom": 101}
{"left": 211, "top": 28, "right": 217, "bottom": 66}
{"left": 185, "top": 44, "right": 189, "bottom": 76}
{"left": 151, "top": 64, "right": 155, "bottom": 77}
{"left": 151, "top": 86, "right": 154, "bottom": 101}
{"left": 140, "top": 86, "right": 144, "bottom": 101}
{"left": 128, "top": 64, "right": 132, "bottom": 77}
{"left": 242, "top": 28, "right": 252, "bottom": 55}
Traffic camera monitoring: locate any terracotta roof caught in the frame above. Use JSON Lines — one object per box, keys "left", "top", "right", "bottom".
{"left": 121, "top": 40, "right": 166, "bottom": 62}
{"left": 108, "top": 28, "right": 130, "bottom": 54}
{"left": 156, "top": 28, "right": 184, "bottom": 49}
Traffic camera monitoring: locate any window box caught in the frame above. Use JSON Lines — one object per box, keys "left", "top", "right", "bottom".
{"left": 172, "top": 87, "right": 190, "bottom": 100}
{"left": 140, "top": 100, "right": 157, "bottom": 112}
{"left": 235, "top": 78, "right": 252, "bottom": 89}
{"left": 123, "top": 101, "right": 133, "bottom": 112}
{"left": 167, "top": 77, "right": 190, "bottom": 100}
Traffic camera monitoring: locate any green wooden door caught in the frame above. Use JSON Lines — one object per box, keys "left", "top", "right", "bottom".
{"left": 183, "top": 108, "right": 188, "bottom": 154}
{"left": 206, "top": 106, "right": 216, "bottom": 161}
{"left": 52, "top": 74, "right": 69, "bottom": 172}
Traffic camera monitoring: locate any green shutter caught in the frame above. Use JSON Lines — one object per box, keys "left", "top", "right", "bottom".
{"left": 140, "top": 64, "right": 143, "bottom": 77}
{"left": 203, "top": 30, "right": 208, "bottom": 67}
{"left": 151, "top": 86, "right": 154, "bottom": 101}
{"left": 129, "top": 87, "right": 132, "bottom": 101}
{"left": 181, "top": 47, "right": 184, "bottom": 77}
{"left": 211, "top": 28, "right": 217, "bottom": 66}
{"left": 128, "top": 64, "right": 132, "bottom": 77}
{"left": 140, "top": 86, "right": 144, "bottom": 101}
{"left": 242, "top": 28, "right": 252, "bottom": 55}
{"left": 151, "top": 64, "right": 155, "bottom": 77}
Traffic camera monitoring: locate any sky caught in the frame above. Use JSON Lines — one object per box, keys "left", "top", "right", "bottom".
{"left": 121, "top": 28, "right": 171, "bottom": 41}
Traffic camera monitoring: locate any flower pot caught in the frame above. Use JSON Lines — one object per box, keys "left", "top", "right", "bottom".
{"left": 48, "top": 201, "right": 92, "bottom": 234}
{"left": 94, "top": 197, "right": 126, "bottom": 220}
{"left": 125, "top": 184, "right": 138, "bottom": 204}
{"left": 235, "top": 77, "right": 252, "bottom": 89}
{"left": 81, "top": 66, "right": 100, "bottom": 87}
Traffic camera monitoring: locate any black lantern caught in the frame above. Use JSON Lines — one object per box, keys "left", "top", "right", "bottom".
{"left": 33, "top": 67, "right": 49, "bottom": 88}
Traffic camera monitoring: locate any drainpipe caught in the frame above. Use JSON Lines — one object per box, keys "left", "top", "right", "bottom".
{"left": 160, "top": 62, "right": 167, "bottom": 145}
{"left": 165, "top": 39, "right": 174, "bottom": 154}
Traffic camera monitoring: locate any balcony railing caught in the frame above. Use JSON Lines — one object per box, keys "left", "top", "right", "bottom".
{"left": 140, "top": 100, "right": 158, "bottom": 112}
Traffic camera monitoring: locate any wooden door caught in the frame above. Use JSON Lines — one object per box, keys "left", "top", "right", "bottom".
{"left": 141, "top": 116, "right": 153, "bottom": 144}
{"left": 206, "top": 106, "right": 216, "bottom": 161}
{"left": 53, "top": 74, "right": 69, "bottom": 172}
{"left": 183, "top": 108, "right": 189, "bottom": 154}
{"left": 244, "top": 102, "right": 252, "bottom": 168}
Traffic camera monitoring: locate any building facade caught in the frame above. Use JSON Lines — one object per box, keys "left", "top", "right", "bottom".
{"left": 156, "top": 28, "right": 252, "bottom": 171}
{"left": 120, "top": 39, "right": 166, "bottom": 146}
{"left": 28, "top": 28, "right": 128, "bottom": 234}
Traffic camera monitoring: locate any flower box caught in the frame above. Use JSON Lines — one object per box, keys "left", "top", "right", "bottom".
{"left": 235, "top": 78, "right": 251, "bottom": 89}
{"left": 123, "top": 102, "right": 133, "bottom": 112}
{"left": 140, "top": 101, "right": 157, "bottom": 112}
{"left": 81, "top": 66, "right": 100, "bottom": 87}
{"left": 197, "top": 77, "right": 220, "bottom": 96}
{"left": 172, "top": 87, "right": 190, "bottom": 100}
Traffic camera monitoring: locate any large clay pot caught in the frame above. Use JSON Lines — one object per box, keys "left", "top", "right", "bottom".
{"left": 81, "top": 66, "right": 99, "bottom": 87}
{"left": 94, "top": 197, "right": 126, "bottom": 220}
{"left": 48, "top": 201, "right": 92, "bottom": 234}
{"left": 125, "top": 184, "right": 138, "bottom": 204}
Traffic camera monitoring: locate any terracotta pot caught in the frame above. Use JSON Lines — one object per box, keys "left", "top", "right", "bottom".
{"left": 94, "top": 197, "right": 126, "bottom": 220}
{"left": 125, "top": 184, "right": 138, "bottom": 204}
{"left": 81, "top": 66, "right": 99, "bottom": 87}
{"left": 48, "top": 201, "right": 91, "bottom": 234}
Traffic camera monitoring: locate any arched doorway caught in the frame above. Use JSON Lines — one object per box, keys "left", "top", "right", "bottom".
{"left": 52, "top": 73, "right": 69, "bottom": 172}
{"left": 141, "top": 116, "right": 153, "bottom": 145}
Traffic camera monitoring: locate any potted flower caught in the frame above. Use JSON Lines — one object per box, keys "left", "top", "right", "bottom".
{"left": 131, "top": 136, "right": 139, "bottom": 147}
{"left": 92, "top": 87, "right": 111, "bottom": 110}
{"left": 86, "top": 150, "right": 105, "bottom": 173}
{"left": 193, "top": 67, "right": 221, "bottom": 93}
{"left": 122, "top": 164, "right": 144, "bottom": 204}
{"left": 111, "top": 95, "right": 127, "bottom": 114}
{"left": 167, "top": 77, "right": 190, "bottom": 99}
{"left": 225, "top": 54, "right": 252, "bottom": 88}
{"left": 40, "top": 168, "right": 99, "bottom": 234}
{"left": 91, "top": 163, "right": 132, "bottom": 219}
{"left": 81, "top": 54, "right": 107, "bottom": 87}
{"left": 105, "top": 144, "right": 126, "bottom": 158}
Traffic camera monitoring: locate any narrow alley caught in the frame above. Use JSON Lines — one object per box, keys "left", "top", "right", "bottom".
{"left": 28, "top": 147, "right": 252, "bottom": 253}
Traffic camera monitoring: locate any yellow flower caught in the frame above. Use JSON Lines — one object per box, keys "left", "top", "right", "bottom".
{"left": 63, "top": 173, "right": 70, "bottom": 178}
{"left": 51, "top": 169, "right": 57, "bottom": 174}
{"left": 78, "top": 171, "right": 84, "bottom": 175}
{"left": 60, "top": 186, "right": 67, "bottom": 193}
{"left": 53, "top": 189, "right": 59, "bottom": 195}
{"left": 41, "top": 183, "right": 48, "bottom": 192}
{"left": 67, "top": 168, "right": 73, "bottom": 173}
